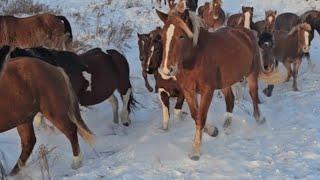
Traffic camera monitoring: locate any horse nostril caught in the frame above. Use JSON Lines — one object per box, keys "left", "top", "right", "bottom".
{"left": 123, "top": 122, "right": 130, "bottom": 127}
{"left": 264, "top": 65, "right": 269, "bottom": 70}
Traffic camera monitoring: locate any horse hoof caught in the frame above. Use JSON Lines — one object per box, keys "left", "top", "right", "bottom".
{"left": 147, "top": 86, "right": 153, "bottom": 92}
{"left": 71, "top": 153, "right": 83, "bottom": 170}
{"left": 263, "top": 88, "right": 272, "bottom": 97}
{"left": 293, "top": 87, "right": 299, "bottom": 91}
{"left": 189, "top": 153, "right": 200, "bottom": 161}
{"left": 204, "top": 126, "right": 219, "bottom": 137}
{"left": 257, "top": 117, "right": 266, "bottom": 125}
{"left": 123, "top": 122, "right": 130, "bottom": 127}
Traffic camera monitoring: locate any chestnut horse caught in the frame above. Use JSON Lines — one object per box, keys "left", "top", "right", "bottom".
{"left": 138, "top": 27, "right": 185, "bottom": 130}
{"left": 11, "top": 47, "right": 136, "bottom": 127}
{"left": 0, "top": 46, "right": 94, "bottom": 175}
{"left": 158, "top": 10, "right": 267, "bottom": 160}
{"left": 263, "top": 23, "right": 311, "bottom": 97}
{"left": 227, "top": 6, "right": 255, "bottom": 29}
{"left": 0, "top": 13, "right": 72, "bottom": 50}
{"left": 198, "top": 0, "right": 226, "bottom": 31}
{"left": 254, "top": 10, "right": 277, "bottom": 35}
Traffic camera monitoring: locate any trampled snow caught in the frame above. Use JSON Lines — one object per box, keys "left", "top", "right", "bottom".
{"left": 1, "top": 0, "right": 320, "bottom": 179}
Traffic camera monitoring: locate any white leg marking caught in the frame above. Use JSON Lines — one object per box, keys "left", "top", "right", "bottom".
{"left": 232, "top": 81, "right": 245, "bottom": 102}
{"left": 71, "top": 152, "right": 83, "bottom": 169}
{"left": 108, "top": 94, "right": 119, "bottom": 124}
{"left": 146, "top": 45, "right": 154, "bottom": 71}
{"left": 159, "top": 88, "right": 170, "bottom": 130}
{"left": 304, "top": 31, "right": 310, "bottom": 52}
{"left": 82, "top": 71, "right": 92, "bottom": 91}
{"left": 120, "top": 88, "right": 132, "bottom": 125}
{"left": 244, "top": 12, "right": 251, "bottom": 29}
{"left": 163, "top": 24, "right": 175, "bottom": 75}
{"left": 174, "top": 108, "right": 182, "bottom": 120}
{"left": 34, "top": 113, "right": 43, "bottom": 128}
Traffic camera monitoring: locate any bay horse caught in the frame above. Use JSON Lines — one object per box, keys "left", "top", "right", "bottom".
{"left": 0, "top": 13, "right": 72, "bottom": 50}
{"left": 198, "top": 0, "right": 226, "bottom": 31}
{"left": 263, "top": 23, "right": 311, "bottom": 97}
{"left": 157, "top": 10, "right": 268, "bottom": 160}
{"left": 227, "top": 6, "right": 255, "bottom": 29}
{"left": 254, "top": 10, "right": 277, "bottom": 35}
{"left": 274, "top": 12, "right": 300, "bottom": 31}
{"left": 10, "top": 47, "right": 136, "bottom": 127}
{"left": 0, "top": 46, "right": 94, "bottom": 175}
{"left": 138, "top": 27, "right": 185, "bottom": 130}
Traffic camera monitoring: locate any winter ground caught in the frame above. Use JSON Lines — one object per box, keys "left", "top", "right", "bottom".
{"left": 1, "top": 0, "right": 320, "bottom": 179}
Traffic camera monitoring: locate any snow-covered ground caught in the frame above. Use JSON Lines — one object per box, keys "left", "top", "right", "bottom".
{"left": 1, "top": 0, "right": 320, "bottom": 179}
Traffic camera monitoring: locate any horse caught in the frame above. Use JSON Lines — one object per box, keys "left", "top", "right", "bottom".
{"left": 263, "top": 23, "right": 311, "bottom": 97}
{"left": 227, "top": 6, "right": 255, "bottom": 29}
{"left": 300, "top": 10, "right": 320, "bottom": 47}
{"left": 0, "top": 13, "right": 72, "bottom": 50}
{"left": 138, "top": 27, "right": 185, "bottom": 130}
{"left": 0, "top": 46, "right": 94, "bottom": 175}
{"left": 10, "top": 47, "right": 136, "bottom": 127}
{"left": 157, "top": 10, "right": 270, "bottom": 160}
{"left": 254, "top": 10, "right": 277, "bottom": 35}
{"left": 138, "top": 30, "right": 159, "bottom": 92}
{"left": 198, "top": 0, "right": 226, "bottom": 31}
{"left": 274, "top": 12, "right": 300, "bottom": 31}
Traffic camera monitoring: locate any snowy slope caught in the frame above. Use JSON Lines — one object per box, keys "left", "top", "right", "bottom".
{"left": 1, "top": 0, "right": 320, "bottom": 179}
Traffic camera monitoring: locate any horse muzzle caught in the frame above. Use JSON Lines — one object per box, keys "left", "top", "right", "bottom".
{"left": 302, "top": 46, "right": 310, "bottom": 53}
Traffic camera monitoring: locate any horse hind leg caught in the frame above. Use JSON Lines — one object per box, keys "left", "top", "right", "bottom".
{"left": 247, "top": 73, "right": 266, "bottom": 125}
{"left": 10, "top": 123, "right": 36, "bottom": 176}
{"left": 120, "top": 88, "right": 132, "bottom": 126}
{"left": 159, "top": 88, "right": 170, "bottom": 130}
{"left": 43, "top": 113, "right": 82, "bottom": 170}
{"left": 108, "top": 94, "right": 119, "bottom": 124}
{"left": 221, "top": 87, "right": 235, "bottom": 133}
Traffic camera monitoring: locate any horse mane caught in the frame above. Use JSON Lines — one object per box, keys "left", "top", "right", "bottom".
{"left": 188, "top": 11, "right": 206, "bottom": 46}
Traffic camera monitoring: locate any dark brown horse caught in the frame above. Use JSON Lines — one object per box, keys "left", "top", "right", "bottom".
{"left": 0, "top": 46, "right": 94, "bottom": 175}
{"left": 254, "top": 10, "right": 277, "bottom": 35}
{"left": 138, "top": 27, "right": 185, "bottom": 130}
{"left": 0, "top": 13, "right": 72, "bottom": 50}
{"left": 263, "top": 23, "right": 311, "bottom": 96}
{"left": 11, "top": 47, "right": 136, "bottom": 127}
{"left": 198, "top": 0, "right": 226, "bottom": 31}
{"left": 274, "top": 12, "right": 300, "bottom": 31}
{"left": 300, "top": 10, "right": 320, "bottom": 45}
{"left": 227, "top": 6, "right": 254, "bottom": 29}
{"left": 158, "top": 10, "right": 268, "bottom": 160}
{"left": 137, "top": 28, "right": 162, "bottom": 92}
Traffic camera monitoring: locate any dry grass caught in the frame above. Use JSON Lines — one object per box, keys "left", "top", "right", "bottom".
{"left": 0, "top": 0, "right": 61, "bottom": 15}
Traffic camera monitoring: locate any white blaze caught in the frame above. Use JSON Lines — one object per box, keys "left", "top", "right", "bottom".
{"left": 267, "top": 16, "right": 273, "bottom": 24}
{"left": 244, "top": 12, "right": 251, "bottom": 29}
{"left": 82, "top": 71, "right": 92, "bottom": 91}
{"left": 163, "top": 24, "right": 175, "bottom": 74}
{"left": 146, "top": 46, "right": 154, "bottom": 71}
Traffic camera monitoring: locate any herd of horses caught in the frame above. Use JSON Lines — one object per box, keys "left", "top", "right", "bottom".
{"left": 0, "top": 0, "right": 319, "bottom": 176}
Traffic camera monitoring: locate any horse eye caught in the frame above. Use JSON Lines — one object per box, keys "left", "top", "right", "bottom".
{"left": 179, "top": 35, "right": 185, "bottom": 39}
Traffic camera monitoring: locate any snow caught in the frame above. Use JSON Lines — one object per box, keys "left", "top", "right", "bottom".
{"left": 1, "top": 0, "right": 320, "bottom": 179}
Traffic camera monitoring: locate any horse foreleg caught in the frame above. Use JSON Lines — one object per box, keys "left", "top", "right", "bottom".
{"left": 189, "top": 88, "right": 216, "bottom": 161}
{"left": 284, "top": 61, "right": 292, "bottom": 82}
{"left": 247, "top": 73, "right": 266, "bottom": 124}
{"left": 173, "top": 95, "right": 184, "bottom": 120}
{"left": 10, "top": 123, "right": 36, "bottom": 176}
{"left": 292, "top": 59, "right": 302, "bottom": 91}
{"left": 143, "top": 71, "right": 153, "bottom": 92}
{"left": 159, "top": 88, "right": 170, "bottom": 130}
{"left": 221, "top": 87, "right": 235, "bottom": 131}
{"left": 108, "top": 94, "right": 119, "bottom": 124}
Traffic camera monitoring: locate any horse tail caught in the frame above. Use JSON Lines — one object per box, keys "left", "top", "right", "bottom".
{"left": 0, "top": 45, "right": 13, "bottom": 77}
{"left": 106, "top": 49, "right": 138, "bottom": 113}
{"left": 56, "top": 16, "right": 73, "bottom": 41}
{"left": 58, "top": 67, "right": 95, "bottom": 146}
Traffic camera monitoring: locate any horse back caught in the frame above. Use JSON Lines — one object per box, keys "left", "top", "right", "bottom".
{"left": 275, "top": 13, "right": 300, "bottom": 31}
{"left": 227, "top": 13, "right": 243, "bottom": 27}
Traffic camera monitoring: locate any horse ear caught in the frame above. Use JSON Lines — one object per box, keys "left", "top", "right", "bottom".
{"left": 156, "top": 9, "right": 168, "bottom": 23}
{"left": 137, "top": 33, "right": 141, "bottom": 37}
{"left": 250, "top": 7, "right": 254, "bottom": 12}
{"left": 242, "top": 6, "right": 245, "bottom": 12}
{"left": 274, "top": 10, "right": 277, "bottom": 15}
